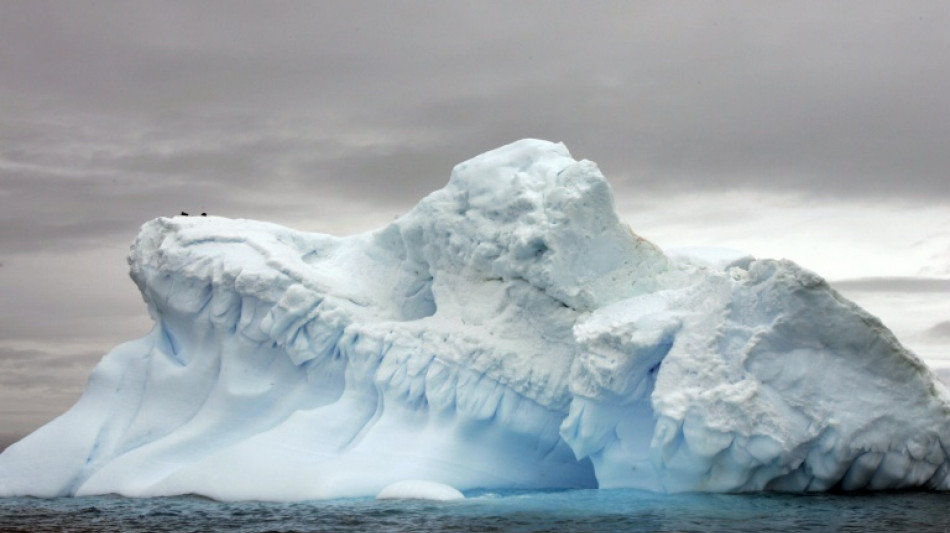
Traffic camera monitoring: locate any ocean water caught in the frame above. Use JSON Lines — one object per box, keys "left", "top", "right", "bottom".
{"left": 2, "top": 489, "right": 949, "bottom": 532}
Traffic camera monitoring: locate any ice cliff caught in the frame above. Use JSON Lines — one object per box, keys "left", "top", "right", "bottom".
{"left": 2, "top": 139, "right": 949, "bottom": 500}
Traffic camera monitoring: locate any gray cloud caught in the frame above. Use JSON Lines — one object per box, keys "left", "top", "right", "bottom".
{"left": 0, "top": 346, "right": 102, "bottom": 450}
{"left": 0, "top": 247, "right": 152, "bottom": 345}
{"left": 831, "top": 277, "right": 950, "bottom": 293}
{"left": 3, "top": 1, "right": 950, "bottom": 207}
{"left": 925, "top": 321, "right": 950, "bottom": 339}
{"left": 0, "top": 347, "right": 100, "bottom": 391}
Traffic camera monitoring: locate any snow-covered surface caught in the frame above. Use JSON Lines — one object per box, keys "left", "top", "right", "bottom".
{"left": 376, "top": 480, "right": 464, "bottom": 501}
{"left": 1, "top": 139, "right": 949, "bottom": 500}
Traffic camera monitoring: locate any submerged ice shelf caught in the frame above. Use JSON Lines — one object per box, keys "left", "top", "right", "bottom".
{"left": 2, "top": 139, "right": 949, "bottom": 500}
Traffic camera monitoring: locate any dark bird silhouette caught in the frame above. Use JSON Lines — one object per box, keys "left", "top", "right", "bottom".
{"left": 201, "top": 212, "right": 207, "bottom": 216}
{"left": 181, "top": 211, "right": 189, "bottom": 216}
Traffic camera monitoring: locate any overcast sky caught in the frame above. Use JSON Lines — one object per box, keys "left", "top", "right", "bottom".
{"left": 2, "top": 1, "right": 950, "bottom": 449}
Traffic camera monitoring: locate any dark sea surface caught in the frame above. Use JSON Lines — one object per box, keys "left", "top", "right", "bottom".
{"left": 2, "top": 489, "right": 949, "bottom": 532}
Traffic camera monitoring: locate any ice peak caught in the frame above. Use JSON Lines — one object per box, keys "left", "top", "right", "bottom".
{"left": 446, "top": 138, "right": 575, "bottom": 194}
{"left": 385, "top": 139, "right": 675, "bottom": 312}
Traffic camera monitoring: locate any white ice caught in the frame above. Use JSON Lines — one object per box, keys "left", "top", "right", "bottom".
{"left": 1, "top": 139, "right": 948, "bottom": 500}
{"left": 376, "top": 480, "right": 464, "bottom": 501}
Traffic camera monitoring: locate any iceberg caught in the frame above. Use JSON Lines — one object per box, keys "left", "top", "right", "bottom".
{"left": 2, "top": 139, "right": 949, "bottom": 500}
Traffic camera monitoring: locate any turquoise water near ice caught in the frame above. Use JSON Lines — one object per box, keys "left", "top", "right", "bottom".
{"left": 2, "top": 489, "right": 949, "bottom": 532}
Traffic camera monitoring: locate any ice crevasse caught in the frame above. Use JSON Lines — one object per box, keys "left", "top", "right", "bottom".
{"left": 2, "top": 139, "right": 950, "bottom": 500}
